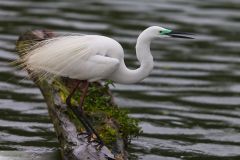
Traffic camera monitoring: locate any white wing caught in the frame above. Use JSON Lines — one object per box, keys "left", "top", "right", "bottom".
{"left": 66, "top": 55, "right": 119, "bottom": 81}
{"left": 23, "top": 35, "right": 120, "bottom": 81}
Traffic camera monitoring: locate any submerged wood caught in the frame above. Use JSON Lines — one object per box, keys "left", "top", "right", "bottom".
{"left": 15, "top": 30, "right": 127, "bottom": 160}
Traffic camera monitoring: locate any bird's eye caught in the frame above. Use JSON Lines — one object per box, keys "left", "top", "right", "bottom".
{"left": 159, "top": 31, "right": 164, "bottom": 35}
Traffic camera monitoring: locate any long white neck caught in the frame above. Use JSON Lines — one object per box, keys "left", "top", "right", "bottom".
{"left": 110, "top": 30, "right": 154, "bottom": 84}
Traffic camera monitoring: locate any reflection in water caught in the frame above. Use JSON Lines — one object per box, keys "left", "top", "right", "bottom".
{"left": 0, "top": 0, "right": 240, "bottom": 159}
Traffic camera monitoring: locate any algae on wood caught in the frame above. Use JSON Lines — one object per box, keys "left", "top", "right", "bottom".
{"left": 15, "top": 30, "right": 141, "bottom": 160}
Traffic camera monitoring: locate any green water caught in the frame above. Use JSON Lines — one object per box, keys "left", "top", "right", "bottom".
{"left": 0, "top": 0, "right": 240, "bottom": 159}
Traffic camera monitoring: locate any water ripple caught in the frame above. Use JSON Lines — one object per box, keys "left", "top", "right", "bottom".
{"left": 0, "top": 0, "right": 240, "bottom": 159}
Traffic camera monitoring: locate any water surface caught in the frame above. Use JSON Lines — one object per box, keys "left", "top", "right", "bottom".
{"left": 0, "top": 0, "right": 240, "bottom": 159}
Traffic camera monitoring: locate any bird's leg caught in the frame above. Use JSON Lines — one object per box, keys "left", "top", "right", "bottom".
{"left": 66, "top": 80, "right": 81, "bottom": 107}
{"left": 77, "top": 107, "right": 104, "bottom": 148}
{"left": 68, "top": 103, "right": 92, "bottom": 138}
{"left": 77, "top": 81, "right": 104, "bottom": 148}
{"left": 78, "top": 80, "right": 89, "bottom": 111}
{"left": 69, "top": 106, "right": 105, "bottom": 149}
{"left": 66, "top": 80, "right": 93, "bottom": 135}
{"left": 66, "top": 80, "right": 104, "bottom": 148}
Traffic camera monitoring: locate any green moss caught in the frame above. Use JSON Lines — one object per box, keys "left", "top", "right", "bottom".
{"left": 53, "top": 80, "right": 141, "bottom": 147}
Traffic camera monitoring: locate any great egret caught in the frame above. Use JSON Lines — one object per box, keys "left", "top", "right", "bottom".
{"left": 18, "top": 26, "right": 193, "bottom": 147}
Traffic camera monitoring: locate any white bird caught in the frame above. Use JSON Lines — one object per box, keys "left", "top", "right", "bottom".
{"left": 18, "top": 26, "right": 193, "bottom": 147}
{"left": 21, "top": 26, "right": 193, "bottom": 84}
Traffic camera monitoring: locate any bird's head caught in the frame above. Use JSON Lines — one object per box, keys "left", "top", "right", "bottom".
{"left": 144, "top": 26, "right": 194, "bottom": 39}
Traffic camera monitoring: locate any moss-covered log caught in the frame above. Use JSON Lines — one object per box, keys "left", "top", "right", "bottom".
{"left": 15, "top": 30, "right": 140, "bottom": 160}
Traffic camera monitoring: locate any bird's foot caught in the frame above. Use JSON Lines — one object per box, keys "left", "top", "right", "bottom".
{"left": 77, "top": 131, "right": 90, "bottom": 138}
{"left": 91, "top": 137, "right": 104, "bottom": 150}
{"left": 78, "top": 132, "right": 104, "bottom": 150}
{"left": 77, "top": 131, "right": 93, "bottom": 142}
